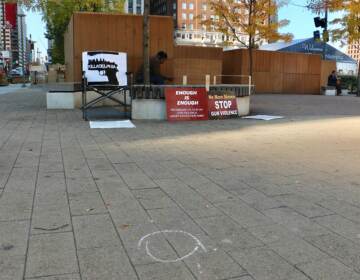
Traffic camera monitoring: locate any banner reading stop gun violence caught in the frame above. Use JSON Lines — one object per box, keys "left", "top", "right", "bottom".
{"left": 165, "top": 88, "right": 209, "bottom": 121}
{"left": 208, "top": 91, "right": 238, "bottom": 119}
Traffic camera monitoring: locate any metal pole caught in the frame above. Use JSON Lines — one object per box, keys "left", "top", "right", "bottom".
{"left": 18, "top": 13, "right": 26, "bottom": 87}
{"left": 322, "top": 1, "right": 328, "bottom": 60}
{"left": 249, "top": 75, "right": 252, "bottom": 96}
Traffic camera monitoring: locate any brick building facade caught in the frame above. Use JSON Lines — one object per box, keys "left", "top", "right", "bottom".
{"left": 150, "top": 0, "right": 247, "bottom": 47}
{"left": 347, "top": 42, "right": 360, "bottom": 65}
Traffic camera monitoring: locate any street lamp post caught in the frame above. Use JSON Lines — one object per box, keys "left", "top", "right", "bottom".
{"left": 17, "top": 12, "right": 26, "bottom": 87}
{"left": 322, "top": 1, "right": 328, "bottom": 60}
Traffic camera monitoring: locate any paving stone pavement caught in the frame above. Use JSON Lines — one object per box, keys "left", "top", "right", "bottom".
{"left": 1, "top": 88, "right": 360, "bottom": 280}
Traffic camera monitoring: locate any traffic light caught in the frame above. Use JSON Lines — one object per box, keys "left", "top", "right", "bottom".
{"left": 313, "top": 31, "right": 321, "bottom": 41}
{"left": 314, "top": 17, "right": 327, "bottom": 29}
{"left": 313, "top": 16, "right": 328, "bottom": 43}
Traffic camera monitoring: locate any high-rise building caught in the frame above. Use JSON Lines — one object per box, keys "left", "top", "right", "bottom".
{"left": 150, "top": 0, "right": 248, "bottom": 47}
{"left": 347, "top": 42, "right": 360, "bottom": 65}
{"left": 0, "top": 2, "right": 12, "bottom": 51}
{"left": 47, "top": 38, "right": 54, "bottom": 64}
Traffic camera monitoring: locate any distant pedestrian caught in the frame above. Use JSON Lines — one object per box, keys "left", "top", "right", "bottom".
{"left": 327, "top": 70, "right": 341, "bottom": 96}
{"left": 135, "top": 51, "right": 173, "bottom": 85}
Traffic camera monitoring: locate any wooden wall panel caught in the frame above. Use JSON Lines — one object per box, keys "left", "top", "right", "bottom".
{"left": 222, "top": 50, "right": 243, "bottom": 84}
{"left": 308, "top": 55, "right": 322, "bottom": 74}
{"left": 283, "top": 53, "right": 298, "bottom": 74}
{"left": 297, "top": 54, "right": 308, "bottom": 74}
{"left": 270, "top": 52, "right": 283, "bottom": 73}
{"left": 173, "top": 46, "right": 223, "bottom": 84}
{"left": 269, "top": 72, "right": 283, "bottom": 93}
{"left": 304, "top": 74, "right": 321, "bottom": 94}
{"left": 223, "top": 49, "right": 324, "bottom": 94}
{"left": 69, "top": 12, "right": 174, "bottom": 82}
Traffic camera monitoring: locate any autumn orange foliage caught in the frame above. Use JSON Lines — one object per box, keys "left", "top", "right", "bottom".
{"left": 202, "top": 0, "right": 292, "bottom": 76}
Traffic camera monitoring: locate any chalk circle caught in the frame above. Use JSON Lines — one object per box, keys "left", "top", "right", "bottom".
{"left": 138, "top": 230, "right": 207, "bottom": 263}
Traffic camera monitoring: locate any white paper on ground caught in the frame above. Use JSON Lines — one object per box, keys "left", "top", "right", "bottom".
{"left": 90, "top": 120, "right": 136, "bottom": 129}
{"left": 242, "top": 115, "right": 284, "bottom": 121}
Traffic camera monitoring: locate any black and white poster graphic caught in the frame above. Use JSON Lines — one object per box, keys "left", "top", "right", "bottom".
{"left": 82, "top": 51, "right": 127, "bottom": 86}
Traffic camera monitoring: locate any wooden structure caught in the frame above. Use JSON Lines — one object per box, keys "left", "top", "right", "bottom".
{"left": 64, "top": 12, "right": 223, "bottom": 84}
{"left": 223, "top": 49, "right": 336, "bottom": 94}
{"left": 64, "top": 12, "right": 336, "bottom": 94}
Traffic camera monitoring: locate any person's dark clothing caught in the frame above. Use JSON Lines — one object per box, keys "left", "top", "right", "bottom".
{"left": 327, "top": 74, "right": 337, "bottom": 87}
{"left": 327, "top": 74, "right": 341, "bottom": 95}
{"left": 135, "top": 57, "right": 167, "bottom": 85}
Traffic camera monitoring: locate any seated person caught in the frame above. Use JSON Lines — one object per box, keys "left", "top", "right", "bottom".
{"left": 327, "top": 70, "right": 341, "bottom": 95}
{"left": 135, "top": 51, "right": 172, "bottom": 85}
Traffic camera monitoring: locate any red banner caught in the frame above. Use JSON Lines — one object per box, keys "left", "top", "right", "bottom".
{"left": 208, "top": 92, "right": 238, "bottom": 119}
{"left": 165, "top": 87, "right": 209, "bottom": 121}
{"left": 5, "top": 3, "right": 17, "bottom": 29}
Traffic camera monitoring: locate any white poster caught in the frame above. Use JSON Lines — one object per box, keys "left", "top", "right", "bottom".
{"left": 82, "top": 51, "right": 127, "bottom": 86}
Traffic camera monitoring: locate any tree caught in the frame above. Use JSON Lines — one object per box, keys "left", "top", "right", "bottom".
{"left": 308, "top": 0, "right": 360, "bottom": 94}
{"left": 202, "top": 0, "right": 292, "bottom": 77}
{"left": 17, "top": 0, "right": 125, "bottom": 64}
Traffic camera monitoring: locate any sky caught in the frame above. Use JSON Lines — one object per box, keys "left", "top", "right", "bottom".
{"left": 26, "top": 10, "right": 47, "bottom": 60}
{"left": 24, "top": 0, "right": 345, "bottom": 61}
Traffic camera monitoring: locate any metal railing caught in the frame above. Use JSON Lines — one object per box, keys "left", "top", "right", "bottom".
{"left": 213, "top": 75, "right": 253, "bottom": 96}
{"left": 131, "top": 84, "right": 254, "bottom": 99}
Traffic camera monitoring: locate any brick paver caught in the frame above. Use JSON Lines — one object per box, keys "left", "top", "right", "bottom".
{"left": 1, "top": 88, "right": 360, "bottom": 279}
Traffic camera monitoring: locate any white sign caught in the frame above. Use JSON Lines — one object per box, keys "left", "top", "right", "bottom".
{"left": 30, "top": 65, "right": 46, "bottom": 72}
{"left": 82, "top": 51, "right": 127, "bottom": 86}
{"left": 89, "top": 120, "right": 136, "bottom": 129}
{"left": 1, "top": 51, "right": 10, "bottom": 59}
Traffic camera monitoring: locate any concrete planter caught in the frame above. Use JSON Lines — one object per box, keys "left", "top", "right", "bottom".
{"left": 47, "top": 92, "right": 75, "bottom": 109}
{"left": 132, "top": 99, "right": 167, "bottom": 120}
{"left": 341, "top": 89, "right": 349, "bottom": 96}
{"left": 236, "top": 96, "right": 250, "bottom": 116}
{"left": 321, "top": 86, "right": 336, "bottom": 96}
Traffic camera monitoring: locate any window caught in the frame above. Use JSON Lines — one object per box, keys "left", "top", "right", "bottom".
{"left": 202, "top": 14, "right": 206, "bottom": 20}
{"left": 189, "top": 13, "right": 194, "bottom": 20}
{"left": 182, "top": 13, "right": 187, "bottom": 20}
{"left": 182, "top": 2, "right": 187, "bottom": 9}
{"left": 173, "top": 2, "right": 176, "bottom": 9}
{"left": 136, "top": 0, "right": 142, "bottom": 14}
{"left": 182, "top": 23, "right": 186, "bottom": 29}
{"left": 189, "top": 23, "right": 194, "bottom": 30}
{"left": 128, "top": 0, "right": 133, "bottom": 12}
{"left": 189, "top": 3, "right": 194, "bottom": 9}
{"left": 202, "top": 3, "right": 207, "bottom": 10}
